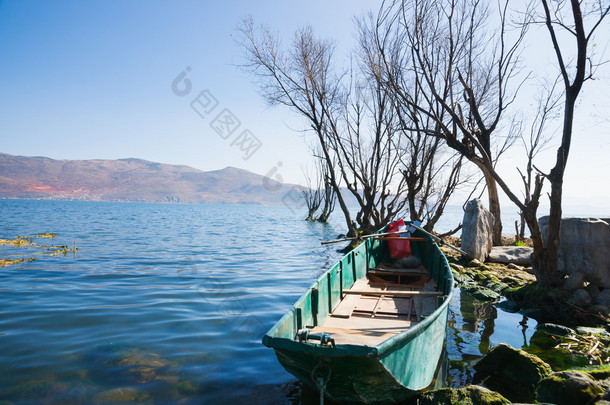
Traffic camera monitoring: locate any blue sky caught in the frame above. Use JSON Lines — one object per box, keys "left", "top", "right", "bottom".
{"left": 0, "top": 1, "right": 608, "bottom": 213}
{"left": 0, "top": 0, "right": 372, "bottom": 181}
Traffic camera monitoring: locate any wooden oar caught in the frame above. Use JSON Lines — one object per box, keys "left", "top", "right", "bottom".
{"left": 410, "top": 223, "right": 470, "bottom": 258}
{"left": 320, "top": 236, "right": 359, "bottom": 245}
{"left": 321, "top": 223, "right": 471, "bottom": 259}
{"left": 320, "top": 231, "right": 412, "bottom": 245}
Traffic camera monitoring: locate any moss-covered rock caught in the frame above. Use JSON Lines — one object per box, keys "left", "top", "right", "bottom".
{"left": 528, "top": 328, "right": 609, "bottom": 370}
{"left": 577, "top": 326, "right": 610, "bottom": 338}
{"left": 529, "top": 329, "right": 559, "bottom": 350}
{"left": 536, "top": 370, "right": 606, "bottom": 405}
{"left": 5, "top": 380, "right": 69, "bottom": 402}
{"left": 450, "top": 263, "right": 465, "bottom": 272}
{"left": 473, "top": 343, "right": 552, "bottom": 403}
{"left": 500, "top": 275, "right": 524, "bottom": 287}
{"left": 170, "top": 380, "right": 199, "bottom": 396}
{"left": 466, "top": 259, "right": 486, "bottom": 268}
{"left": 92, "top": 387, "right": 149, "bottom": 403}
{"left": 471, "top": 270, "right": 496, "bottom": 283}
{"left": 585, "top": 364, "right": 610, "bottom": 380}
{"left": 98, "top": 346, "right": 176, "bottom": 385}
{"left": 416, "top": 385, "right": 509, "bottom": 405}
{"left": 462, "top": 285, "right": 501, "bottom": 302}
{"left": 538, "top": 323, "right": 575, "bottom": 336}
{"left": 452, "top": 270, "right": 476, "bottom": 286}
{"left": 483, "top": 280, "right": 509, "bottom": 293}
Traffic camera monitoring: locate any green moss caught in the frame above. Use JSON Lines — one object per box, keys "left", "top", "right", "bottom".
{"left": 472, "top": 271, "right": 496, "bottom": 283}
{"left": 567, "top": 364, "right": 610, "bottom": 380}
{"left": 530, "top": 330, "right": 559, "bottom": 350}
{"left": 527, "top": 329, "right": 605, "bottom": 370}
{"left": 536, "top": 370, "right": 605, "bottom": 405}
{"left": 503, "top": 282, "right": 543, "bottom": 301}
{"left": 171, "top": 381, "right": 199, "bottom": 396}
{"left": 6, "top": 380, "right": 69, "bottom": 401}
{"left": 466, "top": 259, "right": 486, "bottom": 268}
{"left": 484, "top": 281, "right": 509, "bottom": 293}
{"left": 474, "top": 344, "right": 552, "bottom": 403}
{"left": 417, "top": 386, "right": 509, "bottom": 405}
{"left": 453, "top": 271, "right": 476, "bottom": 286}
{"left": 92, "top": 387, "right": 150, "bottom": 403}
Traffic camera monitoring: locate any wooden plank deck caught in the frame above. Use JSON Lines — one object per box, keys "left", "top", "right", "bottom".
{"left": 321, "top": 270, "right": 440, "bottom": 346}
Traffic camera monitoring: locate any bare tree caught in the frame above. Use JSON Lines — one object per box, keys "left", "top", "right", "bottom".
{"left": 239, "top": 18, "right": 414, "bottom": 236}
{"left": 316, "top": 173, "right": 336, "bottom": 223}
{"left": 374, "top": 0, "right": 608, "bottom": 287}
{"left": 337, "top": 69, "right": 410, "bottom": 233}
{"left": 302, "top": 165, "right": 323, "bottom": 222}
{"left": 516, "top": 78, "right": 561, "bottom": 240}
{"left": 375, "top": 0, "right": 527, "bottom": 244}
{"left": 393, "top": 88, "right": 469, "bottom": 232}
{"left": 487, "top": 0, "right": 609, "bottom": 287}
{"left": 356, "top": 14, "right": 470, "bottom": 233}
{"left": 238, "top": 19, "right": 358, "bottom": 236}
{"left": 520, "top": 0, "right": 610, "bottom": 286}
{"left": 302, "top": 153, "right": 336, "bottom": 222}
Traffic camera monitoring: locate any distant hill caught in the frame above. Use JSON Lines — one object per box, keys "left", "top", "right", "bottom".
{"left": 0, "top": 153, "right": 304, "bottom": 205}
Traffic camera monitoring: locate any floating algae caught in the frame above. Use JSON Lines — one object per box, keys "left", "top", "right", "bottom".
{"left": 0, "top": 234, "right": 78, "bottom": 267}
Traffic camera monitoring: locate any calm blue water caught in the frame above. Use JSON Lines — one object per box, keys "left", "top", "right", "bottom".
{"left": 0, "top": 200, "right": 535, "bottom": 404}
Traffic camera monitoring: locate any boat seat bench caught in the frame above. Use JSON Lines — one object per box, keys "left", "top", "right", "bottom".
{"left": 310, "top": 326, "right": 399, "bottom": 346}
{"left": 344, "top": 290, "right": 443, "bottom": 297}
{"left": 317, "top": 315, "right": 416, "bottom": 346}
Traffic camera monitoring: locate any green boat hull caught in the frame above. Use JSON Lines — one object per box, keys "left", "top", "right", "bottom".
{"left": 263, "top": 223, "right": 454, "bottom": 403}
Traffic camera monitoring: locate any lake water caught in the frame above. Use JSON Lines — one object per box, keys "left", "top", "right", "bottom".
{"left": 0, "top": 200, "right": 536, "bottom": 404}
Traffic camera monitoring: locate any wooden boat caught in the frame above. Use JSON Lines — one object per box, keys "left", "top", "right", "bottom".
{"left": 262, "top": 221, "right": 454, "bottom": 404}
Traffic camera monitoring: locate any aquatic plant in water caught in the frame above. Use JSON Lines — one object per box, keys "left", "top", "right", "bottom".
{"left": 0, "top": 234, "right": 77, "bottom": 266}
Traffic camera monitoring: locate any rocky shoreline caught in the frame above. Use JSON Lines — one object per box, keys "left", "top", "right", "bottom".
{"left": 405, "top": 242, "right": 610, "bottom": 405}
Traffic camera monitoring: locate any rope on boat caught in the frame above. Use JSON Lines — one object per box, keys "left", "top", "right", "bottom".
{"left": 312, "top": 361, "right": 332, "bottom": 405}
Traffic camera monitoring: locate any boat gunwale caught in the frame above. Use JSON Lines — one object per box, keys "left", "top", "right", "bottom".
{"left": 377, "top": 248, "right": 453, "bottom": 354}
{"left": 262, "top": 223, "right": 454, "bottom": 357}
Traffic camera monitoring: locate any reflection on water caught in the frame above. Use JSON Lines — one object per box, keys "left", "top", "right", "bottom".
{"left": 446, "top": 288, "right": 537, "bottom": 388}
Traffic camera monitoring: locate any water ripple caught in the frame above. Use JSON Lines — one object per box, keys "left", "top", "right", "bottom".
{"left": 0, "top": 200, "right": 535, "bottom": 404}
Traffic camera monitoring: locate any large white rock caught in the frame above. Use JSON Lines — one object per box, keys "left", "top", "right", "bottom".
{"left": 539, "top": 217, "right": 610, "bottom": 288}
{"left": 461, "top": 199, "right": 494, "bottom": 261}
{"left": 488, "top": 246, "right": 534, "bottom": 266}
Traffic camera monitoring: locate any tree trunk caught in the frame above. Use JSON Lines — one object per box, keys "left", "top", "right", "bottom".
{"left": 532, "top": 90, "right": 577, "bottom": 288}
{"left": 535, "top": 181, "right": 563, "bottom": 287}
{"left": 316, "top": 182, "right": 335, "bottom": 223}
{"left": 523, "top": 206, "right": 561, "bottom": 288}
{"left": 488, "top": 177, "right": 503, "bottom": 246}
{"left": 474, "top": 161, "right": 503, "bottom": 245}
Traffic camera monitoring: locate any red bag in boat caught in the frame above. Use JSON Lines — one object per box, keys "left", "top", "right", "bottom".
{"left": 388, "top": 219, "right": 412, "bottom": 259}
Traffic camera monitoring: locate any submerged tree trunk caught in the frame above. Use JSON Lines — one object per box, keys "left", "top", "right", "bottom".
{"left": 316, "top": 179, "right": 336, "bottom": 223}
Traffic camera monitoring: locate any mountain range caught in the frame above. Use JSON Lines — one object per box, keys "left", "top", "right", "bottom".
{"left": 0, "top": 153, "right": 304, "bottom": 205}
